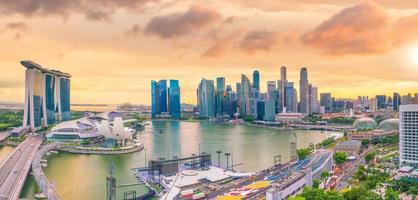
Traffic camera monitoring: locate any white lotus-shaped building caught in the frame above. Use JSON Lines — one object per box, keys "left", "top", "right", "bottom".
{"left": 98, "top": 116, "right": 132, "bottom": 146}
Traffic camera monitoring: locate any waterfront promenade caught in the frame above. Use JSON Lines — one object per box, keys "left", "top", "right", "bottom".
{"left": 0, "top": 136, "right": 42, "bottom": 200}
{"left": 59, "top": 142, "right": 144, "bottom": 155}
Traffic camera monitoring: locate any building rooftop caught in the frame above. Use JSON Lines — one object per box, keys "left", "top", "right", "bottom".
{"left": 20, "top": 60, "right": 71, "bottom": 78}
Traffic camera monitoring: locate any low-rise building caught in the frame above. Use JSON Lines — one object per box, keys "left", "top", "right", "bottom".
{"left": 334, "top": 140, "right": 362, "bottom": 155}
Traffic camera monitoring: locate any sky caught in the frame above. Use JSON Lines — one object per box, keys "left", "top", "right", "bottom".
{"left": 1, "top": 0, "right": 418, "bottom": 105}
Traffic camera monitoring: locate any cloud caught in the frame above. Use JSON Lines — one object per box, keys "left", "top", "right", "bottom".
{"left": 0, "top": 0, "right": 159, "bottom": 21}
{"left": 144, "top": 4, "right": 222, "bottom": 39}
{"left": 202, "top": 29, "right": 245, "bottom": 57}
{"left": 125, "top": 24, "right": 142, "bottom": 37}
{"left": 239, "top": 31, "right": 277, "bottom": 53}
{"left": 301, "top": 2, "right": 390, "bottom": 55}
{"left": 1, "top": 22, "right": 29, "bottom": 40}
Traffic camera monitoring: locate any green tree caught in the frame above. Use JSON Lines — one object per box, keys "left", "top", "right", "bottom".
{"left": 313, "top": 179, "right": 320, "bottom": 189}
{"left": 343, "top": 187, "right": 382, "bottom": 200}
{"left": 243, "top": 115, "right": 255, "bottom": 122}
{"left": 334, "top": 152, "right": 348, "bottom": 166}
{"left": 361, "top": 139, "right": 370, "bottom": 147}
{"left": 297, "top": 148, "right": 312, "bottom": 160}
{"left": 365, "top": 152, "right": 376, "bottom": 164}
{"left": 321, "top": 171, "right": 330, "bottom": 181}
{"left": 385, "top": 188, "right": 399, "bottom": 200}
{"left": 288, "top": 196, "right": 306, "bottom": 200}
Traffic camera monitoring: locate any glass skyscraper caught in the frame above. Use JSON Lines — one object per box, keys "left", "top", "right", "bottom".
{"left": 169, "top": 80, "right": 181, "bottom": 119}
{"left": 21, "top": 60, "right": 71, "bottom": 130}
{"left": 151, "top": 79, "right": 181, "bottom": 118}
{"left": 216, "top": 77, "right": 225, "bottom": 116}
{"left": 158, "top": 80, "right": 168, "bottom": 113}
{"left": 151, "top": 80, "right": 159, "bottom": 118}
{"left": 197, "top": 79, "right": 215, "bottom": 118}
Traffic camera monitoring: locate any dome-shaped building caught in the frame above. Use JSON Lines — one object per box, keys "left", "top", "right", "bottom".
{"left": 353, "top": 117, "right": 377, "bottom": 131}
{"left": 378, "top": 118, "right": 399, "bottom": 131}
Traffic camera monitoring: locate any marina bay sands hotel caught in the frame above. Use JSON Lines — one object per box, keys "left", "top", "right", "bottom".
{"left": 21, "top": 60, "right": 71, "bottom": 130}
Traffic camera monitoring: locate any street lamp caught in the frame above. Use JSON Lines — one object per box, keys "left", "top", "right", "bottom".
{"left": 216, "top": 151, "right": 222, "bottom": 167}
{"left": 225, "top": 153, "right": 231, "bottom": 170}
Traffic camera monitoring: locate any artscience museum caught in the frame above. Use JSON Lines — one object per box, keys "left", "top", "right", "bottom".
{"left": 46, "top": 111, "right": 134, "bottom": 147}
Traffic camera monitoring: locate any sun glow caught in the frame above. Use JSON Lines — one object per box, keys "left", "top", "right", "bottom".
{"left": 407, "top": 45, "right": 418, "bottom": 66}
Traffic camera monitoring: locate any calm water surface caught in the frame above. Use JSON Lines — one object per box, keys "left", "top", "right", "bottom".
{"left": 15, "top": 121, "right": 339, "bottom": 200}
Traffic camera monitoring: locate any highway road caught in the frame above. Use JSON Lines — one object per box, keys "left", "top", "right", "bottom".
{"left": 0, "top": 136, "right": 42, "bottom": 200}
{"left": 335, "top": 147, "right": 373, "bottom": 191}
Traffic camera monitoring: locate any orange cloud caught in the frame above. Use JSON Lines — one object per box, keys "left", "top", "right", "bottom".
{"left": 0, "top": 0, "right": 159, "bottom": 21}
{"left": 144, "top": 4, "right": 222, "bottom": 39}
{"left": 239, "top": 31, "right": 277, "bottom": 53}
{"left": 301, "top": 2, "right": 390, "bottom": 55}
{"left": 301, "top": 2, "right": 418, "bottom": 55}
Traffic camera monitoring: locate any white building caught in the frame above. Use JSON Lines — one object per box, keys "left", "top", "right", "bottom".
{"left": 400, "top": 105, "right": 418, "bottom": 167}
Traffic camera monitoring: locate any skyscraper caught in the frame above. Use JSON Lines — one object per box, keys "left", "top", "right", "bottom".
{"left": 216, "top": 77, "right": 226, "bottom": 116}
{"left": 376, "top": 95, "right": 387, "bottom": 109}
{"left": 240, "top": 75, "right": 251, "bottom": 116}
{"left": 320, "top": 93, "right": 333, "bottom": 113}
{"left": 399, "top": 105, "right": 418, "bottom": 166}
{"left": 151, "top": 80, "right": 159, "bottom": 118}
{"left": 299, "top": 67, "right": 309, "bottom": 114}
{"left": 152, "top": 79, "right": 180, "bottom": 118}
{"left": 168, "top": 80, "right": 181, "bottom": 119}
{"left": 197, "top": 79, "right": 215, "bottom": 118}
{"left": 393, "top": 92, "right": 401, "bottom": 111}
{"left": 253, "top": 70, "right": 260, "bottom": 92}
{"left": 21, "top": 60, "right": 71, "bottom": 130}
{"left": 310, "top": 86, "right": 319, "bottom": 113}
{"left": 158, "top": 80, "right": 168, "bottom": 113}
{"left": 285, "top": 82, "right": 297, "bottom": 113}
{"left": 264, "top": 81, "right": 277, "bottom": 121}
{"left": 279, "top": 66, "right": 287, "bottom": 113}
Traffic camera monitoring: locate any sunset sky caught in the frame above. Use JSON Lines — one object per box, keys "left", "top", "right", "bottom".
{"left": 1, "top": 0, "right": 418, "bottom": 105}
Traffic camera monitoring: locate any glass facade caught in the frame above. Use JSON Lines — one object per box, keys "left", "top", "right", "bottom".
{"left": 45, "top": 74, "right": 56, "bottom": 124}
{"left": 198, "top": 79, "right": 215, "bottom": 118}
{"left": 33, "top": 71, "right": 44, "bottom": 127}
{"left": 169, "top": 80, "right": 181, "bottom": 119}
{"left": 151, "top": 80, "right": 159, "bottom": 118}
{"left": 158, "top": 80, "right": 167, "bottom": 113}
{"left": 60, "top": 78, "right": 71, "bottom": 121}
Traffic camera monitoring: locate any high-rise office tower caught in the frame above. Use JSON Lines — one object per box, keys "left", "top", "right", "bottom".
{"left": 216, "top": 77, "right": 226, "bottom": 116}
{"left": 151, "top": 80, "right": 160, "bottom": 118}
{"left": 21, "top": 60, "right": 71, "bottom": 130}
{"left": 168, "top": 80, "right": 181, "bottom": 119}
{"left": 320, "top": 93, "right": 333, "bottom": 113}
{"left": 253, "top": 70, "right": 260, "bottom": 92}
{"left": 376, "top": 95, "right": 387, "bottom": 109}
{"left": 158, "top": 80, "right": 168, "bottom": 113}
{"left": 279, "top": 66, "right": 287, "bottom": 113}
{"left": 285, "top": 82, "right": 297, "bottom": 113}
{"left": 299, "top": 67, "right": 309, "bottom": 114}
{"left": 401, "top": 94, "right": 412, "bottom": 105}
{"left": 197, "top": 79, "right": 215, "bottom": 118}
{"left": 399, "top": 105, "right": 418, "bottom": 166}
{"left": 310, "top": 86, "right": 319, "bottom": 113}
{"left": 236, "top": 83, "right": 241, "bottom": 101}
{"left": 240, "top": 75, "right": 251, "bottom": 116}
{"left": 393, "top": 92, "right": 401, "bottom": 111}
{"left": 264, "top": 81, "right": 277, "bottom": 120}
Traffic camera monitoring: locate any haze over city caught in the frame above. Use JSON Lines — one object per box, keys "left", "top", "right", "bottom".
{"left": 1, "top": 0, "right": 418, "bottom": 104}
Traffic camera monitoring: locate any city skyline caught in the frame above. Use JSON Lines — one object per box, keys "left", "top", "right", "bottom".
{"left": 1, "top": 1, "right": 418, "bottom": 105}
